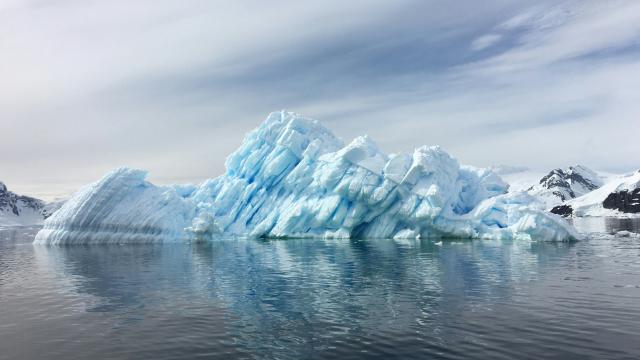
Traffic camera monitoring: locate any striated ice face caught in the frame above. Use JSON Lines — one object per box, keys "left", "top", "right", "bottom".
{"left": 34, "top": 111, "right": 579, "bottom": 244}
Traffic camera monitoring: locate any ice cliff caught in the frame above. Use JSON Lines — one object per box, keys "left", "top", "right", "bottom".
{"left": 34, "top": 111, "right": 578, "bottom": 244}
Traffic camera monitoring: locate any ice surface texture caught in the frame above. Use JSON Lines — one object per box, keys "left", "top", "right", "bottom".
{"left": 34, "top": 111, "right": 578, "bottom": 244}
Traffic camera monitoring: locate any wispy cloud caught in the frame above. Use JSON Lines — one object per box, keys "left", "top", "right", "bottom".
{"left": 471, "top": 34, "right": 503, "bottom": 51}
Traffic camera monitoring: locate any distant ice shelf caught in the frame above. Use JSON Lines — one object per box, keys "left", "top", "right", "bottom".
{"left": 34, "top": 111, "right": 578, "bottom": 244}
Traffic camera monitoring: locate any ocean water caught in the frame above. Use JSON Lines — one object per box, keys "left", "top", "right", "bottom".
{"left": 1, "top": 220, "right": 639, "bottom": 360}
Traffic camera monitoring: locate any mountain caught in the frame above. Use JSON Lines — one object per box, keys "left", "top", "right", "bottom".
{"left": 527, "top": 165, "right": 604, "bottom": 208}
{"left": 0, "top": 182, "right": 64, "bottom": 226}
{"left": 497, "top": 165, "right": 608, "bottom": 209}
{"left": 497, "top": 165, "right": 640, "bottom": 218}
{"left": 34, "top": 111, "right": 576, "bottom": 244}
{"left": 551, "top": 170, "right": 640, "bottom": 217}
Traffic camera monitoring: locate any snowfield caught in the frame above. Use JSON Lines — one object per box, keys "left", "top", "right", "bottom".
{"left": 34, "top": 111, "right": 578, "bottom": 244}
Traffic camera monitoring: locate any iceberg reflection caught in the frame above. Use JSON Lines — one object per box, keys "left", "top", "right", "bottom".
{"left": 31, "top": 237, "right": 576, "bottom": 358}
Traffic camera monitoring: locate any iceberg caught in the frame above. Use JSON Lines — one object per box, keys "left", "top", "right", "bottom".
{"left": 34, "top": 111, "right": 578, "bottom": 244}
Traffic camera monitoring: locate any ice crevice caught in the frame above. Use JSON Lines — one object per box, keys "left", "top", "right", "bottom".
{"left": 34, "top": 111, "right": 579, "bottom": 244}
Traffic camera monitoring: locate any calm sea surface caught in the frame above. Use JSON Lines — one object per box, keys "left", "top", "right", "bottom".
{"left": 1, "top": 219, "right": 639, "bottom": 360}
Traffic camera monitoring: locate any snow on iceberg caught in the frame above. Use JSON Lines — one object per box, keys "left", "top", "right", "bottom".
{"left": 34, "top": 111, "right": 578, "bottom": 244}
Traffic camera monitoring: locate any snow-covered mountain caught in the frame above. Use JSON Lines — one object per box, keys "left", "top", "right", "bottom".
{"left": 527, "top": 165, "right": 604, "bottom": 208}
{"left": 498, "top": 165, "right": 604, "bottom": 207}
{"left": 497, "top": 165, "right": 639, "bottom": 217}
{"left": 551, "top": 170, "right": 640, "bottom": 217}
{"left": 0, "top": 182, "right": 64, "bottom": 226}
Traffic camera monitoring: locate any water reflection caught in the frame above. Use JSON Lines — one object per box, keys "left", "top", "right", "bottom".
{"left": 570, "top": 216, "right": 640, "bottom": 234}
{"left": 24, "top": 237, "right": 588, "bottom": 359}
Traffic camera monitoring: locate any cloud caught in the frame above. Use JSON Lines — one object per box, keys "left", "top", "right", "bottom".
{"left": 0, "top": 0, "right": 638, "bottom": 199}
{"left": 471, "top": 34, "right": 503, "bottom": 51}
{"left": 473, "top": 1, "right": 640, "bottom": 73}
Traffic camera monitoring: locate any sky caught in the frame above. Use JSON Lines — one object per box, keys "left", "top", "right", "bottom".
{"left": 1, "top": 0, "right": 639, "bottom": 200}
